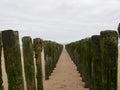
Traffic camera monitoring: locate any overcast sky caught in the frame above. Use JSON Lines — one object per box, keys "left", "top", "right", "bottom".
{"left": 0, "top": 0, "right": 120, "bottom": 43}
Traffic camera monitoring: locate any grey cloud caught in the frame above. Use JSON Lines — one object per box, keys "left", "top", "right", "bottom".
{"left": 0, "top": 0, "right": 120, "bottom": 43}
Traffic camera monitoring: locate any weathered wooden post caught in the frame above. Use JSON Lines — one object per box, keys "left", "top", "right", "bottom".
{"left": 82, "top": 38, "right": 91, "bottom": 88}
{"left": 44, "top": 41, "right": 63, "bottom": 80}
{"left": 0, "top": 32, "right": 4, "bottom": 90}
{"left": 2, "top": 30, "right": 24, "bottom": 90}
{"left": 44, "top": 41, "right": 51, "bottom": 80}
{"left": 77, "top": 41, "right": 82, "bottom": 75}
{"left": 81, "top": 39, "right": 86, "bottom": 83}
{"left": 117, "top": 23, "right": 120, "bottom": 37}
{"left": 83, "top": 39, "right": 88, "bottom": 88}
{"left": 49, "top": 42, "right": 53, "bottom": 75}
{"left": 75, "top": 41, "right": 81, "bottom": 72}
{"left": 90, "top": 35, "right": 102, "bottom": 90}
{"left": 80, "top": 39, "right": 84, "bottom": 80}
{"left": 85, "top": 38, "right": 92, "bottom": 89}
{"left": 100, "top": 30, "right": 118, "bottom": 90}
{"left": 33, "top": 38, "right": 43, "bottom": 90}
{"left": 22, "top": 36, "right": 36, "bottom": 90}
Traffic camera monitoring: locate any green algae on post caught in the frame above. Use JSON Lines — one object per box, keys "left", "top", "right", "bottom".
{"left": 22, "top": 36, "right": 36, "bottom": 90}
{"left": 44, "top": 41, "right": 63, "bottom": 80}
{"left": 100, "top": 30, "right": 118, "bottom": 90}
{"left": 117, "top": 23, "right": 120, "bottom": 37}
{"left": 0, "top": 32, "right": 4, "bottom": 90}
{"left": 91, "top": 35, "right": 102, "bottom": 90}
{"left": 2, "top": 30, "right": 24, "bottom": 90}
{"left": 33, "top": 38, "right": 43, "bottom": 90}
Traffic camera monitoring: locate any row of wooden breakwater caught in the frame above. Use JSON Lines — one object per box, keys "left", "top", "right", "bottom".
{"left": 0, "top": 30, "right": 63, "bottom": 90}
{"left": 65, "top": 30, "right": 118, "bottom": 90}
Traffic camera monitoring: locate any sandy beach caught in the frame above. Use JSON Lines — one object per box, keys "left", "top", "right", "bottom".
{"left": 44, "top": 49, "right": 89, "bottom": 90}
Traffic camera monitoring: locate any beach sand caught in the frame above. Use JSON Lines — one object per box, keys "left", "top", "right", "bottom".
{"left": 44, "top": 49, "right": 89, "bottom": 90}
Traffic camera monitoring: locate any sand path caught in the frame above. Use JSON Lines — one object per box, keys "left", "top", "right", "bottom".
{"left": 44, "top": 49, "right": 89, "bottom": 90}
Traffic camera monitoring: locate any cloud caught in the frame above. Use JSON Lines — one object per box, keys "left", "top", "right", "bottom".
{"left": 0, "top": 0, "right": 120, "bottom": 43}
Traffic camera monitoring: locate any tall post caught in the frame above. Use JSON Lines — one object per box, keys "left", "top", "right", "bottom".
{"left": 0, "top": 32, "right": 3, "bottom": 90}
{"left": 2, "top": 30, "right": 24, "bottom": 90}
{"left": 22, "top": 36, "right": 36, "bottom": 90}
{"left": 91, "top": 35, "right": 102, "bottom": 90}
{"left": 100, "top": 30, "right": 118, "bottom": 90}
{"left": 44, "top": 41, "right": 52, "bottom": 80}
{"left": 33, "top": 38, "right": 43, "bottom": 90}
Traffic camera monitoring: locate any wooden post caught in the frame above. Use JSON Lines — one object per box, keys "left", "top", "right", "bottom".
{"left": 33, "top": 38, "right": 43, "bottom": 90}
{"left": 100, "top": 30, "right": 118, "bottom": 90}
{"left": 0, "top": 32, "right": 3, "bottom": 90}
{"left": 44, "top": 41, "right": 52, "bottom": 80}
{"left": 2, "top": 30, "right": 24, "bottom": 90}
{"left": 44, "top": 41, "right": 63, "bottom": 80}
{"left": 22, "top": 36, "right": 36, "bottom": 90}
{"left": 91, "top": 35, "right": 102, "bottom": 90}
{"left": 117, "top": 23, "right": 120, "bottom": 37}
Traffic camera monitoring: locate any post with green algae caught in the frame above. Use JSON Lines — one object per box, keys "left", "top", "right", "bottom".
{"left": 0, "top": 32, "right": 4, "bottom": 90}
{"left": 84, "top": 38, "right": 92, "bottom": 89}
{"left": 2, "top": 30, "right": 24, "bottom": 90}
{"left": 79, "top": 38, "right": 90, "bottom": 88}
{"left": 44, "top": 41, "right": 63, "bottom": 80}
{"left": 81, "top": 39, "right": 87, "bottom": 87}
{"left": 33, "top": 38, "right": 43, "bottom": 90}
{"left": 118, "top": 23, "right": 120, "bottom": 37}
{"left": 81, "top": 39, "right": 87, "bottom": 83}
{"left": 44, "top": 41, "right": 52, "bottom": 80}
{"left": 100, "top": 30, "right": 118, "bottom": 90}
{"left": 90, "top": 35, "right": 102, "bottom": 90}
{"left": 22, "top": 36, "right": 36, "bottom": 90}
